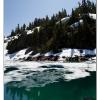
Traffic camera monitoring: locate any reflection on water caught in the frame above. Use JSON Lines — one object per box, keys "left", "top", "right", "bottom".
{"left": 4, "top": 72, "right": 96, "bottom": 100}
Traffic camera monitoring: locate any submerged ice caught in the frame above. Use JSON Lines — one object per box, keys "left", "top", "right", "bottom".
{"left": 4, "top": 61, "right": 96, "bottom": 89}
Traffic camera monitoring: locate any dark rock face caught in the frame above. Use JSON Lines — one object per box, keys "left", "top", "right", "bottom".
{"left": 25, "top": 48, "right": 33, "bottom": 55}
{"left": 22, "top": 53, "right": 93, "bottom": 62}
{"left": 25, "top": 57, "right": 32, "bottom": 61}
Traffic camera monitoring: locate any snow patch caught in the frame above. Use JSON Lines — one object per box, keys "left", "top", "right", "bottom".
{"left": 89, "top": 13, "right": 96, "bottom": 20}
{"left": 33, "top": 53, "right": 40, "bottom": 57}
{"left": 70, "top": 19, "right": 83, "bottom": 28}
{"left": 26, "top": 26, "right": 40, "bottom": 35}
{"left": 44, "top": 52, "right": 53, "bottom": 56}
{"left": 26, "top": 30, "right": 33, "bottom": 35}
{"left": 4, "top": 48, "right": 32, "bottom": 61}
{"left": 56, "top": 17, "right": 70, "bottom": 24}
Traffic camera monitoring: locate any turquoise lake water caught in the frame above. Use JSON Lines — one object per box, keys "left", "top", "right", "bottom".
{"left": 4, "top": 72, "right": 96, "bottom": 100}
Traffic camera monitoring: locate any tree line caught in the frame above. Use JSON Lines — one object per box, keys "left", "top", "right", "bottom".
{"left": 7, "top": 0, "right": 96, "bottom": 54}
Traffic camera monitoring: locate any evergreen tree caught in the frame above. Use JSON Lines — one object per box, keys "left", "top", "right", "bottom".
{"left": 22, "top": 24, "right": 26, "bottom": 31}
{"left": 68, "top": 8, "right": 78, "bottom": 25}
{"left": 29, "top": 22, "right": 32, "bottom": 30}
{"left": 32, "top": 28, "right": 39, "bottom": 50}
{"left": 11, "top": 30, "right": 15, "bottom": 36}
{"left": 34, "top": 18, "right": 38, "bottom": 27}
{"left": 15, "top": 24, "right": 20, "bottom": 34}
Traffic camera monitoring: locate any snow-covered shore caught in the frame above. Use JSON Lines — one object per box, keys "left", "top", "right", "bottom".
{"left": 4, "top": 46, "right": 96, "bottom": 62}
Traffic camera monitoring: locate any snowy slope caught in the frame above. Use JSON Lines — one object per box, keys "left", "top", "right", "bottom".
{"left": 4, "top": 35, "right": 96, "bottom": 61}
{"left": 4, "top": 48, "right": 32, "bottom": 61}
{"left": 4, "top": 13, "right": 96, "bottom": 62}
{"left": 4, "top": 40, "right": 96, "bottom": 62}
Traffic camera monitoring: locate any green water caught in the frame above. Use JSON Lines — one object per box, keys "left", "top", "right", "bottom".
{"left": 4, "top": 72, "right": 96, "bottom": 100}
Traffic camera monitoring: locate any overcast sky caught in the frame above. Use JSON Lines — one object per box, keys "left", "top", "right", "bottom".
{"left": 4, "top": 0, "right": 96, "bottom": 36}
